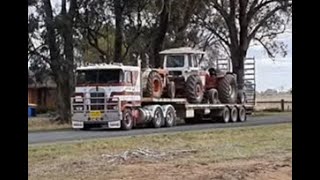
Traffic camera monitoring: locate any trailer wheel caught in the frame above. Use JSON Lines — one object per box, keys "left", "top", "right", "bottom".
{"left": 152, "top": 106, "right": 164, "bottom": 128}
{"left": 146, "top": 71, "right": 163, "bottom": 98}
{"left": 230, "top": 106, "right": 238, "bottom": 122}
{"left": 186, "top": 75, "right": 204, "bottom": 103}
{"left": 220, "top": 107, "right": 230, "bottom": 123}
{"left": 164, "top": 105, "right": 176, "bottom": 127}
{"left": 207, "top": 88, "right": 219, "bottom": 104}
{"left": 238, "top": 106, "right": 247, "bottom": 122}
{"left": 121, "top": 108, "right": 133, "bottom": 130}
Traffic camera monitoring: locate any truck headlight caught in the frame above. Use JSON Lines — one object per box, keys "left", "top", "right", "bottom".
{"left": 75, "top": 96, "right": 83, "bottom": 102}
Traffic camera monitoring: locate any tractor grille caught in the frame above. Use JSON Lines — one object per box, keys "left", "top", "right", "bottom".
{"left": 90, "top": 92, "right": 105, "bottom": 110}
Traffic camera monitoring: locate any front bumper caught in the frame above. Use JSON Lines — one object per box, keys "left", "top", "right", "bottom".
{"left": 72, "top": 120, "right": 121, "bottom": 129}
{"left": 71, "top": 111, "right": 122, "bottom": 129}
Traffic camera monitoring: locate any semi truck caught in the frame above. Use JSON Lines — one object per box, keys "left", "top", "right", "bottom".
{"left": 71, "top": 47, "right": 255, "bottom": 130}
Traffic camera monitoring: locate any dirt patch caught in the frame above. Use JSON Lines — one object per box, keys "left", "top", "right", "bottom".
{"left": 100, "top": 148, "right": 198, "bottom": 165}
{"left": 103, "top": 155, "right": 292, "bottom": 180}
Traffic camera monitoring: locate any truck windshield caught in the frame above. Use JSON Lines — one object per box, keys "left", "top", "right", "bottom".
{"left": 166, "top": 55, "right": 184, "bottom": 67}
{"left": 76, "top": 69, "right": 123, "bottom": 85}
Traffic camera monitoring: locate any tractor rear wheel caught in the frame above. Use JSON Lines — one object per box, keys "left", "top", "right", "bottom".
{"left": 185, "top": 75, "right": 204, "bottom": 103}
{"left": 217, "top": 74, "right": 237, "bottom": 103}
{"left": 145, "top": 71, "right": 163, "bottom": 98}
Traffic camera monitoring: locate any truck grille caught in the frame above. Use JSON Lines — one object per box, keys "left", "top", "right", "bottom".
{"left": 90, "top": 92, "right": 105, "bottom": 110}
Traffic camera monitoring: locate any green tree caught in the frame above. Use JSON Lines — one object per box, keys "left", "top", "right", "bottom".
{"left": 28, "top": 0, "right": 80, "bottom": 123}
{"left": 196, "top": 0, "right": 292, "bottom": 89}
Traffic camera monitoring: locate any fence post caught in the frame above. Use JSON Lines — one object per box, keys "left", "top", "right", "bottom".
{"left": 281, "top": 99, "right": 285, "bottom": 112}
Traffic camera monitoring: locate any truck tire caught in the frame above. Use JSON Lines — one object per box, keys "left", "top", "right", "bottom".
{"left": 166, "top": 81, "right": 176, "bottom": 98}
{"left": 152, "top": 106, "right": 164, "bottom": 128}
{"left": 220, "top": 107, "right": 230, "bottom": 123}
{"left": 217, "top": 74, "right": 237, "bottom": 104}
{"left": 230, "top": 106, "right": 238, "bottom": 122}
{"left": 164, "top": 105, "right": 176, "bottom": 127}
{"left": 238, "top": 106, "right": 247, "bottom": 122}
{"left": 145, "top": 71, "right": 163, "bottom": 98}
{"left": 186, "top": 75, "right": 204, "bottom": 103}
{"left": 121, "top": 108, "right": 133, "bottom": 130}
{"left": 207, "top": 88, "right": 219, "bottom": 104}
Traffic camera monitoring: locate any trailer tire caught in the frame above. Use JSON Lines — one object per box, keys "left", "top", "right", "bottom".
{"left": 230, "top": 106, "right": 238, "bottom": 122}
{"left": 238, "top": 106, "right": 247, "bottom": 122}
{"left": 186, "top": 75, "right": 204, "bottom": 103}
{"left": 152, "top": 106, "right": 164, "bottom": 128}
{"left": 207, "top": 88, "right": 219, "bottom": 104}
{"left": 220, "top": 107, "right": 230, "bottom": 123}
{"left": 164, "top": 106, "right": 176, "bottom": 127}
{"left": 121, "top": 108, "right": 133, "bottom": 130}
{"left": 217, "top": 74, "right": 237, "bottom": 103}
{"left": 146, "top": 71, "right": 163, "bottom": 98}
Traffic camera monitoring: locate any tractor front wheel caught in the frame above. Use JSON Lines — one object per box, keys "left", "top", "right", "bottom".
{"left": 185, "top": 75, "right": 204, "bottom": 103}
{"left": 145, "top": 71, "right": 163, "bottom": 98}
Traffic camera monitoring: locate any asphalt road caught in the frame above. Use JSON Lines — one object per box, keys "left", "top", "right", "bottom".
{"left": 28, "top": 113, "right": 292, "bottom": 145}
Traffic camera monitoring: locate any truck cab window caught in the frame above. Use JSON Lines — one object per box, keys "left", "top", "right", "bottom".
{"left": 125, "top": 71, "right": 132, "bottom": 83}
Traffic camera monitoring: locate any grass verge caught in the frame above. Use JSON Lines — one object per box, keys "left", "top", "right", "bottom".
{"left": 28, "top": 118, "right": 71, "bottom": 132}
{"left": 29, "top": 123, "right": 292, "bottom": 180}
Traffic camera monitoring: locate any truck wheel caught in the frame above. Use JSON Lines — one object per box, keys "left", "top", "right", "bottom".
{"left": 152, "top": 106, "right": 164, "bottom": 128}
{"left": 207, "top": 88, "right": 219, "bottom": 104}
{"left": 166, "top": 81, "right": 176, "bottom": 98}
{"left": 238, "top": 106, "right": 247, "bottom": 122}
{"left": 230, "top": 106, "right": 238, "bottom": 122}
{"left": 164, "top": 105, "right": 176, "bottom": 127}
{"left": 237, "top": 90, "right": 247, "bottom": 104}
{"left": 186, "top": 75, "right": 204, "bottom": 103}
{"left": 217, "top": 74, "right": 237, "bottom": 103}
{"left": 220, "top": 107, "right": 230, "bottom": 123}
{"left": 121, "top": 108, "right": 133, "bottom": 130}
{"left": 146, "top": 71, "right": 163, "bottom": 98}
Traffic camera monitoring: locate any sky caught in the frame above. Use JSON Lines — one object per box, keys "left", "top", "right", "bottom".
{"left": 247, "top": 31, "right": 292, "bottom": 92}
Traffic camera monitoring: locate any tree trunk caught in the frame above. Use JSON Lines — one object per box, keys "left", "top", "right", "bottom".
{"left": 114, "top": 0, "right": 123, "bottom": 63}
{"left": 55, "top": 72, "right": 72, "bottom": 123}
{"left": 152, "top": 0, "right": 170, "bottom": 68}
{"left": 231, "top": 49, "right": 245, "bottom": 90}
